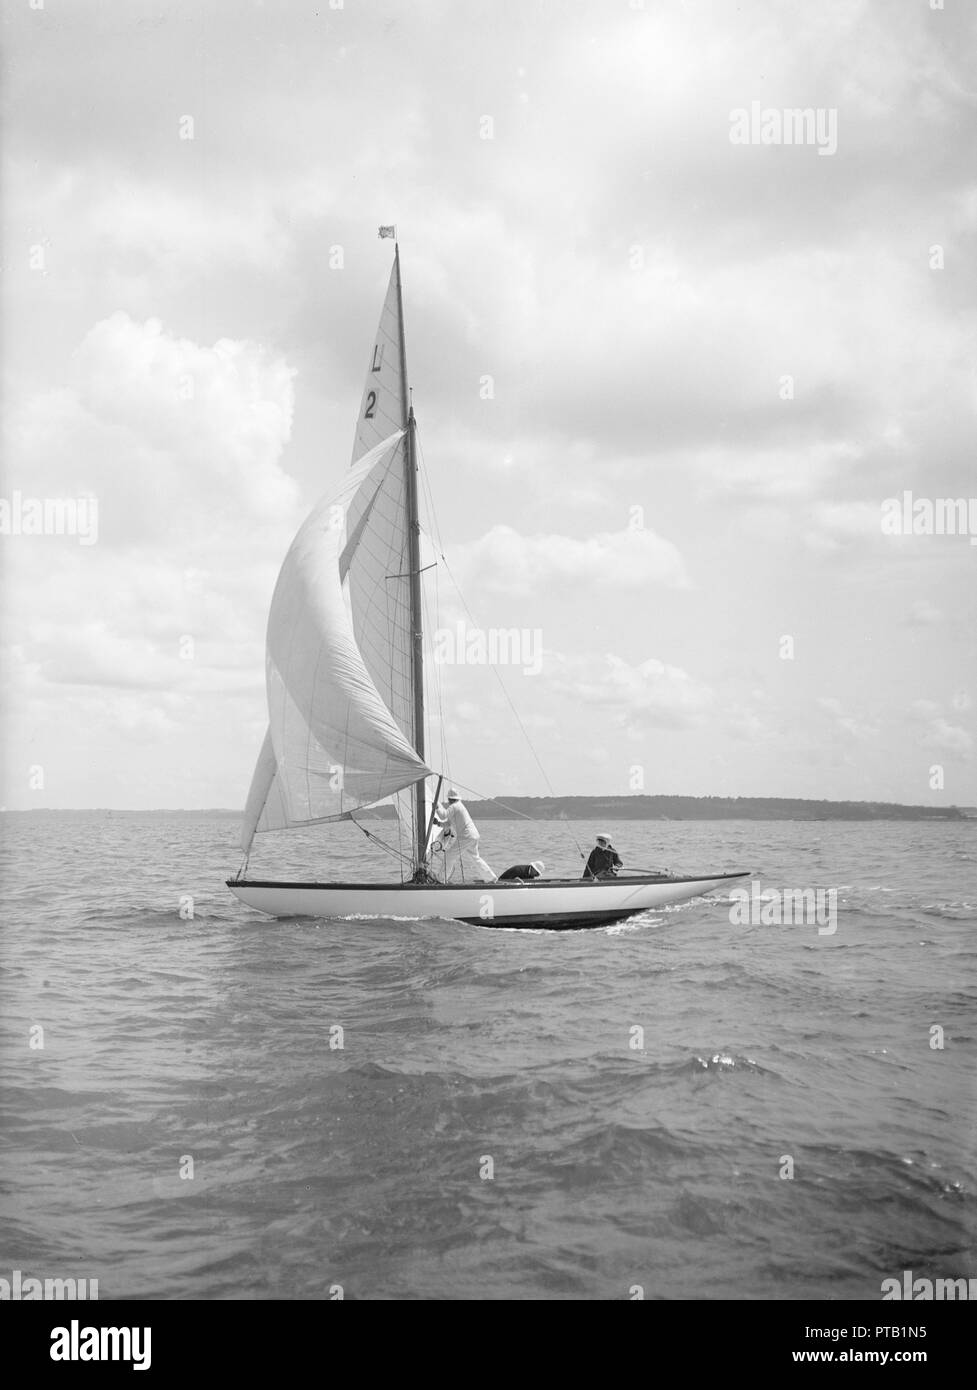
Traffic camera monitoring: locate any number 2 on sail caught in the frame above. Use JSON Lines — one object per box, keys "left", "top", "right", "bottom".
{"left": 364, "top": 390, "right": 377, "bottom": 419}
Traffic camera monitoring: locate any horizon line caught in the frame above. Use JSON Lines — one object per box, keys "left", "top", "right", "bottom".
{"left": 1, "top": 794, "right": 972, "bottom": 813}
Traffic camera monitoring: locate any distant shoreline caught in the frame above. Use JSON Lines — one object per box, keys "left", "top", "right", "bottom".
{"left": 3, "top": 796, "right": 971, "bottom": 821}
{"left": 464, "top": 796, "right": 971, "bottom": 822}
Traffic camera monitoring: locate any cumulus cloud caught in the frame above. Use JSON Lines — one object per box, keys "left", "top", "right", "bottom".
{"left": 724, "top": 707, "right": 767, "bottom": 742}
{"left": 909, "top": 701, "right": 974, "bottom": 757}
{"left": 817, "top": 697, "right": 880, "bottom": 739}
{"left": 5, "top": 314, "right": 300, "bottom": 548}
{"left": 919, "top": 719, "right": 974, "bottom": 757}
{"left": 905, "top": 599, "right": 944, "bottom": 626}
{"left": 1, "top": 0, "right": 973, "bottom": 807}
{"left": 456, "top": 524, "right": 689, "bottom": 596}
{"left": 547, "top": 653, "right": 714, "bottom": 733}
{"left": 1, "top": 315, "right": 303, "bottom": 779}
{"left": 807, "top": 501, "right": 888, "bottom": 552}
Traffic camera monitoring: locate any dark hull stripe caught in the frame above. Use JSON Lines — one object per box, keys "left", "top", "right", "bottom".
{"left": 456, "top": 910, "right": 639, "bottom": 930}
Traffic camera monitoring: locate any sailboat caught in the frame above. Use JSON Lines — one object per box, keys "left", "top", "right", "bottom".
{"left": 227, "top": 236, "right": 749, "bottom": 929}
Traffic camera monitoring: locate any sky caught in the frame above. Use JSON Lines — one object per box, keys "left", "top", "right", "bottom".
{"left": 1, "top": 0, "right": 975, "bottom": 812}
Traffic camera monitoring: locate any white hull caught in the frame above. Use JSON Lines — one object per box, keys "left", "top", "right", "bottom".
{"left": 226, "top": 871, "right": 749, "bottom": 930}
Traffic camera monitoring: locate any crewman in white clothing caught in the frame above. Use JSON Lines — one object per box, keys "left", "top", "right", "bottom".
{"left": 433, "top": 789, "right": 497, "bottom": 882}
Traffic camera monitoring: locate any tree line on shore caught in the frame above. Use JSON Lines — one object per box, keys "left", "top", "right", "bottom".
{"left": 465, "top": 796, "right": 966, "bottom": 821}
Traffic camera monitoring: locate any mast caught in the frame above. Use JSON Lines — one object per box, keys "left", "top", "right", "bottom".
{"left": 394, "top": 243, "right": 427, "bottom": 862}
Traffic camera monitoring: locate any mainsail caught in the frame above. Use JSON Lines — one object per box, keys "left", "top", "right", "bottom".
{"left": 240, "top": 431, "right": 430, "bottom": 851}
{"left": 346, "top": 255, "right": 415, "bottom": 762}
{"left": 346, "top": 252, "right": 423, "bottom": 859}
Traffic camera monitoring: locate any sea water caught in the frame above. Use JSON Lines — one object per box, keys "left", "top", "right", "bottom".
{"left": 0, "top": 812, "right": 974, "bottom": 1300}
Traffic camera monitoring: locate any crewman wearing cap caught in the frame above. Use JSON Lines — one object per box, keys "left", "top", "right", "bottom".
{"left": 497, "top": 861, "right": 545, "bottom": 882}
{"left": 582, "top": 833, "right": 623, "bottom": 880}
{"left": 433, "top": 788, "right": 497, "bottom": 882}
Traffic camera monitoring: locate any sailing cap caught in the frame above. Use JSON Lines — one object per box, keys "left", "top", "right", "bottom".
{"left": 531, "top": 861, "right": 545, "bottom": 874}
{"left": 596, "top": 833, "right": 613, "bottom": 846}
{"left": 447, "top": 788, "right": 461, "bottom": 801}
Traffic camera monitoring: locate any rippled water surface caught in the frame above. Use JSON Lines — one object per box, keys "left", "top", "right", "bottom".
{"left": 1, "top": 812, "right": 974, "bottom": 1300}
